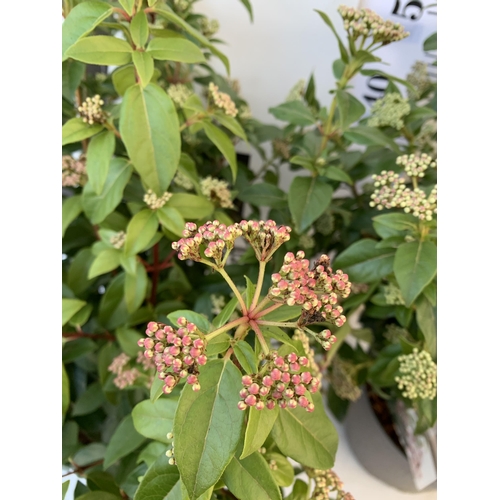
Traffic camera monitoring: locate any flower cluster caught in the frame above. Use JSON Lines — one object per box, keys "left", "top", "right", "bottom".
{"left": 167, "top": 84, "right": 193, "bottom": 107}
{"left": 173, "top": 0, "right": 189, "bottom": 12}
{"left": 210, "top": 294, "right": 226, "bottom": 315}
{"left": 240, "top": 220, "right": 292, "bottom": 262}
{"left": 305, "top": 467, "right": 355, "bottom": 500}
{"left": 208, "top": 82, "right": 238, "bottom": 117}
{"left": 78, "top": 94, "right": 108, "bottom": 125}
{"left": 173, "top": 171, "right": 194, "bottom": 190}
{"left": 200, "top": 18, "right": 220, "bottom": 37}
{"left": 396, "top": 153, "right": 436, "bottom": 178}
{"left": 331, "top": 358, "right": 361, "bottom": 402}
{"left": 407, "top": 61, "right": 433, "bottom": 100}
{"left": 415, "top": 119, "right": 437, "bottom": 157}
{"left": 165, "top": 432, "right": 175, "bottom": 465}
{"left": 108, "top": 353, "right": 139, "bottom": 389}
{"left": 138, "top": 319, "right": 208, "bottom": 394}
{"left": 293, "top": 329, "right": 322, "bottom": 381}
{"left": 269, "top": 252, "right": 351, "bottom": 331}
{"left": 237, "top": 351, "right": 320, "bottom": 412}
{"left": 172, "top": 220, "right": 242, "bottom": 266}
{"left": 369, "top": 170, "right": 437, "bottom": 221}
{"left": 338, "top": 5, "right": 409, "bottom": 45}
{"left": 384, "top": 323, "right": 411, "bottom": 343}
{"left": 238, "top": 104, "right": 252, "bottom": 120}
{"left": 286, "top": 79, "right": 306, "bottom": 102}
{"left": 62, "top": 155, "right": 86, "bottom": 187}
{"left": 110, "top": 231, "right": 126, "bottom": 249}
{"left": 367, "top": 93, "right": 411, "bottom": 130}
{"left": 200, "top": 176, "right": 235, "bottom": 209}
{"left": 395, "top": 348, "right": 437, "bottom": 400}
{"left": 382, "top": 282, "right": 405, "bottom": 305}
{"left": 314, "top": 212, "right": 335, "bottom": 236}
{"left": 272, "top": 138, "right": 291, "bottom": 160}
{"left": 299, "top": 233, "right": 316, "bottom": 250}
{"left": 143, "top": 189, "right": 172, "bottom": 210}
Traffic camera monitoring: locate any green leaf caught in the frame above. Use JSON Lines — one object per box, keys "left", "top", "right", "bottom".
{"left": 88, "top": 249, "right": 121, "bottom": 279}
{"left": 66, "top": 36, "right": 133, "bottom": 66}
{"left": 360, "top": 69, "right": 418, "bottom": 92}
{"left": 206, "top": 333, "right": 232, "bottom": 356}
{"left": 344, "top": 125, "right": 400, "bottom": 152}
{"left": 86, "top": 471, "right": 121, "bottom": 496}
{"left": 289, "top": 177, "right": 333, "bottom": 233}
{"left": 174, "top": 359, "right": 244, "bottom": 500}
{"left": 63, "top": 337, "right": 98, "bottom": 363}
{"left": 423, "top": 32, "right": 437, "bottom": 51}
{"left": 147, "top": 36, "right": 206, "bottom": 63}
{"left": 334, "top": 239, "right": 395, "bottom": 283}
{"left": 134, "top": 453, "right": 180, "bottom": 500}
{"left": 86, "top": 130, "right": 116, "bottom": 195}
{"left": 62, "top": 364, "right": 70, "bottom": 421}
{"left": 72, "top": 382, "right": 106, "bottom": 416}
{"left": 351, "top": 50, "right": 381, "bottom": 69}
{"left": 368, "top": 344, "right": 401, "bottom": 387}
{"left": 132, "top": 51, "right": 155, "bottom": 88}
{"left": 62, "top": 1, "right": 113, "bottom": 59}
{"left": 125, "top": 264, "right": 149, "bottom": 313}
{"left": 289, "top": 156, "right": 315, "bottom": 171}
{"left": 150, "top": 376, "right": 164, "bottom": 403}
{"left": 137, "top": 441, "right": 169, "bottom": 468}
{"left": 240, "top": 406, "right": 279, "bottom": 459}
{"left": 111, "top": 65, "right": 136, "bottom": 96}
{"left": 73, "top": 443, "right": 107, "bottom": 467}
{"left": 62, "top": 480, "right": 70, "bottom": 500}
{"left": 263, "top": 306, "right": 302, "bottom": 322}
{"left": 62, "top": 195, "right": 82, "bottom": 237}
{"left": 202, "top": 122, "right": 237, "bottom": 181}
{"left": 239, "top": 184, "right": 288, "bottom": 209}
{"left": 271, "top": 392, "right": 338, "bottom": 469}
{"left": 266, "top": 452, "right": 294, "bottom": 487}
{"left": 168, "top": 193, "right": 214, "bottom": 220}
{"left": 372, "top": 213, "right": 419, "bottom": 237}
{"left": 120, "top": 83, "right": 180, "bottom": 194}
{"left": 213, "top": 296, "right": 238, "bottom": 329}
{"left": 130, "top": 11, "right": 149, "bottom": 48}
{"left": 82, "top": 158, "right": 133, "bottom": 224}
{"left": 260, "top": 326, "right": 296, "bottom": 349}
{"left": 394, "top": 240, "right": 437, "bottom": 306}
{"left": 268, "top": 101, "right": 316, "bottom": 126}
{"left": 244, "top": 276, "right": 256, "bottom": 309}
{"left": 213, "top": 111, "right": 247, "bottom": 141}
{"left": 223, "top": 445, "right": 282, "bottom": 500}
{"left": 416, "top": 295, "right": 437, "bottom": 359}
{"left": 288, "top": 479, "right": 309, "bottom": 500}
{"left": 63, "top": 298, "right": 86, "bottom": 325}
{"left": 157, "top": 206, "right": 186, "bottom": 237}
{"left": 323, "top": 165, "right": 353, "bottom": 185}
{"left": 98, "top": 273, "right": 129, "bottom": 330}
{"left": 118, "top": 0, "right": 134, "bottom": 15}
{"left": 132, "top": 399, "right": 178, "bottom": 443}
{"left": 167, "top": 310, "right": 212, "bottom": 333}
{"left": 238, "top": 0, "right": 254, "bottom": 21}
{"left": 414, "top": 398, "right": 437, "bottom": 434}
{"left": 405, "top": 106, "right": 437, "bottom": 122}
{"left": 336, "top": 90, "right": 365, "bottom": 130}
{"left": 62, "top": 118, "right": 103, "bottom": 145}
{"left": 74, "top": 492, "right": 121, "bottom": 500}
{"left": 314, "top": 10, "right": 349, "bottom": 62}
{"left": 152, "top": 7, "right": 230, "bottom": 73}
{"left": 104, "top": 415, "right": 146, "bottom": 469}
{"left": 233, "top": 340, "right": 257, "bottom": 374}
{"left": 116, "top": 328, "right": 143, "bottom": 357}
{"left": 124, "top": 209, "right": 158, "bottom": 256}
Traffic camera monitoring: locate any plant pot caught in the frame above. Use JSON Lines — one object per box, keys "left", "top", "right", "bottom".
{"left": 344, "top": 387, "right": 437, "bottom": 493}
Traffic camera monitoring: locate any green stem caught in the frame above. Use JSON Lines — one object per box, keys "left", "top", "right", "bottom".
{"left": 320, "top": 95, "right": 338, "bottom": 152}
{"left": 250, "top": 261, "right": 266, "bottom": 312}
{"left": 249, "top": 320, "right": 269, "bottom": 355}
{"left": 256, "top": 320, "right": 297, "bottom": 328}
{"left": 251, "top": 296, "right": 272, "bottom": 315}
{"left": 205, "top": 317, "right": 248, "bottom": 342}
{"left": 253, "top": 302, "right": 284, "bottom": 320}
{"left": 234, "top": 323, "right": 249, "bottom": 341}
{"left": 218, "top": 268, "right": 247, "bottom": 315}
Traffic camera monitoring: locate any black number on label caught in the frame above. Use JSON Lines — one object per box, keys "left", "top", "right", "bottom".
{"left": 363, "top": 75, "right": 389, "bottom": 105}
{"left": 392, "top": 0, "right": 424, "bottom": 21}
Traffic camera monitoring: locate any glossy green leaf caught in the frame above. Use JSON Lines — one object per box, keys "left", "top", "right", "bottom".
{"left": 372, "top": 213, "right": 419, "bottom": 238}
{"left": 62, "top": 195, "right": 82, "bottom": 237}
{"left": 62, "top": 337, "right": 98, "bottom": 363}
{"left": 206, "top": 333, "right": 232, "bottom": 356}
{"left": 269, "top": 101, "right": 316, "bottom": 126}
{"left": 62, "top": 59, "right": 86, "bottom": 101}
{"left": 132, "top": 51, "right": 154, "bottom": 88}
{"left": 336, "top": 90, "right": 365, "bottom": 130}
{"left": 62, "top": 480, "right": 70, "bottom": 500}
{"left": 66, "top": 36, "right": 132, "bottom": 65}
{"left": 62, "top": 118, "right": 104, "bottom": 145}
{"left": 130, "top": 11, "right": 149, "bottom": 48}
{"left": 82, "top": 158, "right": 132, "bottom": 224}
{"left": 344, "top": 125, "right": 400, "bottom": 152}
{"left": 289, "top": 156, "right": 315, "bottom": 171}
{"left": 69, "top": 303, "right": 93, "bottom": 327}
{"left": 212, "top": 296, "right": 238, "bottom": 329}
{"left": 86, "top": 130, "right": 115, "bottom": 195}
{"left": 260, "top": 326, "right": 296, "bottom": 349}
{"left": 86, "top": 471, "right": 121, "bottom": 496}
{"left": 98, "top": 273, "right": 129, "bottom": 330}
{"left": 63, "top": 298, "right": 86, "bottom": 325}
{"left": 239, "top": 184, "right": 288, "bottom": 209}
{"left": 120, "top": 83, "right": 180, "bottom": 194}
{"left": 134, "top": 453, "right": 180, "bottom": 500}
{"left": 263, "top": 306, "right": 302, "bottom": 322}
{"left": 416, "top": 295, "right": 437, "bottom": 359}
{"left": 266, "top": 452, "right": 294, "bottom": 487}
{"left": 423, "top": 32, "right": 437, "bottom": 51}
{"left": 132, "top": 399, "right": 178, "bottom": 443}
{"left": 406, "top": 106, "right": 437, "bottom": 122}
{"left": 74, "top": 492, "right": 121, "bottom": 500}
{"left": 111, "top": 65, "right": 136, "bottom": 96}
{"left": 73, "top": 443, "right": 107, "bottom": 468}
{"left": 233, "top": 340, "right": 257, "bottom": 374}
{"left": 137, "top": 442, "right": 169, "bottom": 468}
{"left": 202, "top": 122, "right": 237, "bottom": 181}
{"left": 147, "top": 36, "right": 206, "bottom": 63}
{"left": 168, "top": 193, "right": 214, "bottom": 220}
{"left": 238, "top": 0, "right": 254, "bottom": 21}
{"left": 62, "top": 364, "right": 70, "bottom": 421}
{"left": 271, "top": 393, "right": 338, "bottom": 469}
{"left": 150, "top": 376, "right": 164, "bottom": 403}
{"left": 240, "top": 406, "right": 279, "bottom": 459}
{"left": 157, "top": 206, "right": 186, "bottom": 237}
{"left": 72, "top": 382, "right": 106, "bottom": 416}
{"left": 62, "top": 1, "right": 113, "bottom": 59}
{"left": 323, "top": 165, "right": 353, "bottom": 185}
{"left": 394, "top": 240, "right": 437, "bottom": 306}
{"left": 368, "top": 344, "right": 402, "bottom": 387}
{"left": 244, "top": 276, "right": 255, "bottom": 309}
{"left": 174, "top": 359, "right": 244, "bottom": 500}
{"left": 88, "top": 249, "right": 121, "bottom": 279}
{"left": 334, "top": 239, "right": 395, "bottom": 283}
{"left": 213, "top": 111, "right": 247, "bottom": 141}
{"left": 125, "top": 264, "right": 148, "bottom": 313}
{"left": 116, "top": 327, "right": 143, "bottom": 357}
{"left": 289, "top": 479, "right": 309, "bottom": 500}
{"left": 167, "top": 310, "right": 211, "bottom": 333}
{"left": 314, "top": 9, "right": 349, "bottom": 62}
{"left": 124, "top": 209, "right": 158, "bottom": 256}
{"left": 118, "top": 0, "right": 134, "bottom": 15}
{"left": 289, "top": 177, "right": 333, "bottom": 233}
{"left": 67, "top": 248, "right": 96, "bottom": 295}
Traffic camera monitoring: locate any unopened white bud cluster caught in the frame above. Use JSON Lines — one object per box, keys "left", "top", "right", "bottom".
{"left": 110, "top": 231, "right": 126, "bottom": 249}
{"left": 306, "top": 467, "right": 355, "bottom": 500}
{"left": 338, "top": 5, "right": 409, "bottom": 45}
{"left": 331, "top": 357, "right": 361, "bottom": 402}
{"left": 143, "top": 189, "right": 172, "bottom": 210}
{"left": 238, "top": 104, "right": 252, "bottom": 120}
{"left": 200, "top": 18, "right": 219, "bottom": 37}
{"left": 173, "top": 171, "right": 194, "bottom": 190}
{"left": 200, "top": 176, "right": 235, "bottom": 209}
{"left": 173, "top": 0, "right": 189, "bottom": 12}
{"left": 382, "top": 282, "right": 405, "bottom": 305}
{"left": 210, "top": 294, "right": 226, "bottom": 315}
{"left": 415, "top": 119, "right": 437, "bottom": 158}
{"left": 165, "top": 432, "right": 176, "bottom": 465}
{"left": 396, "top": 153, "right": 436, "bottom": 178}
{"left": 78, "top": 95, "right": 108, "bottom": 125}
{"left": 395, "top": 348, "right": 437, "bottom": 400}
{"left": 368, "top": 93, "right": 411, "bottom": 130}
{"left": 167, "top": 84, "right": 193, "bottom": 107}
{"left": 407, "top": 61, "right": 432, "bottom": 100}
{"left": 62, "top": 155, "right": 86, "bottom": 187}
{"left": 286, "top": 79, "right": 306, "bottom": 102}
{"left": 208, "top": 82, "right": 238, "bottom": 117}
{"left": 384, "top": 323, "right": 410, "bottom": 343}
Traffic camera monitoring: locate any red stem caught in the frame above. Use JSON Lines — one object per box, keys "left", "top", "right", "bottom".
{"left": 62, "top": 331, "right": 115, "bottom": 341}
{"left": 253, "top": 302, "right": 283, "bottom": 320}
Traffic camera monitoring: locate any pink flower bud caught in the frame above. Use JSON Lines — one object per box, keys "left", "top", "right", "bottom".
{"left": 259, "top": 386, "right": 270, "bottom": 396}
{"left": 245, "top": 395, "right": 257, "bottom": 406}
{"left": 162, "top": 354, "right": 174, "bottom": 366}
{"left": 137, "top": 339, "right": 145, "bottom": 347}
{"left": 165, "top": 375, "right": 176, "bottom": 387}
{"left": 183, "top": 355, "right": 194, "bottom": 366}
{"left": 154, "top": 343, "right": 165, "bottom": 352}
{"left": 239, "top": 389, "right": 249, "bottom": 398}
{"left": 255, "top": 401, "right": 265, "bottom": 411}
{"left": 172, "top": 359, "right": 182, "bottom": 371}
{"left": 147, "top": 322, "right": 159, "bottom": 333}
{"left": 266, "top": 400, "right": 276, "bottom": 410}
{"left": 281, "top": 372, "right": 291, "bottom": 384}
{"left": 279, "top": 400, "right": 288, "bottom": 409}
{"left": 162, "top": 385, "right": 173, "bottom": 394}
{"left": 144, "top": 350, "right": 154, "bottom": 359}
{"left": 291, "top": 374, "right": 301, "bottom": 385}
{"left": 290, "top": 362, "right": 300, "bottom": 372}
{"left": 306, "top": 403, "right": 315, "bottom": 412}
{"left": 144, "top": 338, "right": 155, "bottom": 349}
{"left": 298, "top": 396, "right": 309, "bottom": 408}
{"left": 155, "top": 330, "right": 166, "bottom": 340}
{"left": 169, "top": 346, "right": 180, "bottom": 356}
{"left": 187, "top": 323, "right": 197, "bottom": 334}
{"left": 294, "top": 384, "right": 306, "bottom": 396}
{"left": 276, "top": 382, "right": 286, "bottom": 392}
{"left": 275, "top": 357, "right": 285, "bottom": 367}
{"left": 182, "top": 336, "right": 192, "bottom": 346}
{"left": 270, "top": 369, "right": 282, "bottom": 381}
{"left": 301, "top": 372, "right": 312, "bottom": 384}
{"left": 177, "top": 317, "right": 187, "bottom": 327}
{"left": 284, "top": 388, "right": 294, "bottom": 399}
{"left": 272, "top": 391, "right": 283, "bottom": 400}
{"left": 187, "top": 374, "right": 198, "bottom": 385}
{"left": 167, "top": 332, "right": 177, "bottom": 344}
{"left": 179, "top": 369, "right": 188, "bottom": 378}
{"left": 248, "top": 383, "right": 260, "bottom": 395}
{"left": 196, "top": 355, "right": 207, "bottom": 365}
{"left": 287, "top": 353, "right": 298, "bottom": 363}
{"left": 238, "top": 401, "right": 248, "bottom": 411}
{"left": 190, "top": 347, "right": 201, "bottom": 358}
{"left": 193, "top": 338, "right": 204, "bottom": 349}
{"left": 299, "top": 356, "right": 309, "bottom": 366}
{"left": 192, "top": 383, "right": 201, "bottom": 392}
{"left": 288, "top": 399, "right": 298, "bottom": 409}
{"left": 242, "top": 375, "right": 252, "bottom": 387}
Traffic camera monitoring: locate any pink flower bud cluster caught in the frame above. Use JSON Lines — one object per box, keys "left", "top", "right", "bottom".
{"left": 108, "top": 353, "right": 140, "bottom": 390}
{"left": 269, "top": 252, "right": 351, "bottom": 329}
{"left": 62, "top": 155, "right": 86, "bottom": 187}
{"left": 138, "top": 319, "right": 207, "bottom": 394}
{"left": 171, "top": 220, "right": 242, "bottom": 266}
{"left": 237, "top": 351, "right": 320, "bottom": 412}
{"left": 239, "top": 219, "right": 292, "bottom": 262}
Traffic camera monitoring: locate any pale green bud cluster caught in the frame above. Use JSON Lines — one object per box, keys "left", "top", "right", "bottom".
{"left": 293, "top": 329, "right": 321, "bottom": 381}
{"left": 165, "top": 432, "right": 176, "bottom": 465}
{"left": 210, "top": 294, "right": 226, "bottom": 315}
{"left": 384, "top": 323, "right": 410, "bottom": 343}
{"left": 407, "top": 61, "right": 432, "bottom": 100}
{"left": 110, "top": 231, "right": 126, "bottom": 250}
{"left": 173, "top": 0, "right": 189, "bottom": 12}
{"left": 238, "top": 104, "right": 252, "bottom": 120}
{"left": 299, "top": 233, "right": 316, "bottom": 250}
{"left": 200, "top": 176, "right": 235, "bottom": 209}
{"left": 173, "top": 171, "right": 194, "bottom": 191}
{"left": 396, "top": 153, "right": 436, "bottom": 178}
{"left": 286, "top": 79, "right": 306, "bottom": 102}
{"left": 200, "top": 18, "right": 220, "bottom": 37}
{"left": 62, "top": 155, "right": 86, "bottom": 187}
{"left": 208, "top": 82, "right": 238, "bottom": 117}
{"left": 78, "top": 94, "right": 108, "bottom": 125}
{"left": 315, "top": 212, "right": 335, "bottom": 235}
{"left": 338, "top": 5, "right": 409, "bottom": 45}
{"left": 331, "top": 358, "right": 361, "bottom": 402}
{"left": 367, "top": 93, "right": 410, "bottom": 130}
{"left": 143, "top": 189, "right": 172, "bottom": 210}
{"left": 382, "top": 282, "right": 405, "bottom": 305}
{"left": 167, "top": 84, "right": 193, "bottom": 107}
{"left": 272, "top": 139, "right": 291, "bottom": 160}
{"left": 305, "top": 467, "right": 355, "bottom": 500}
{"left": 395, "top": 348, "right": 437, "bottom": 400}
{"left": 415, "top": 119, "right": 437, "bottom": 158}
